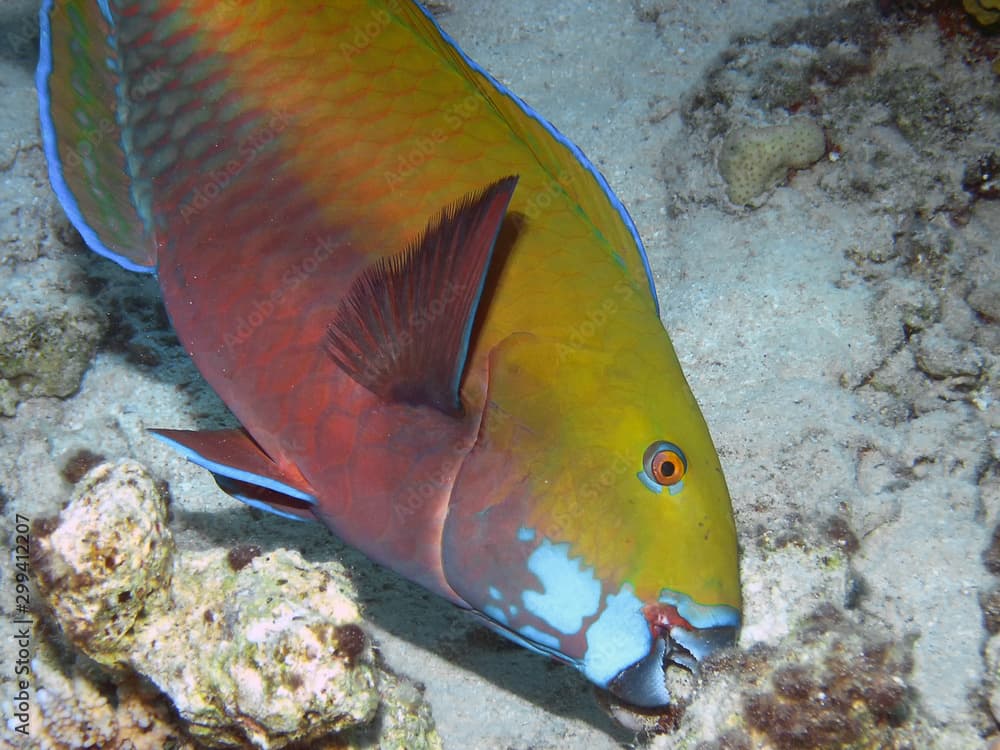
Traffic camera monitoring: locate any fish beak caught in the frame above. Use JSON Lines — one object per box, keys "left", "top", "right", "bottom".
{"left": 607, "top": 601, "right": 739, "bottom": 708}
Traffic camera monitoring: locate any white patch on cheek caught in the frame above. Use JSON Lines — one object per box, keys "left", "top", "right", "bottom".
{"left": 521, "top": 539, "right": 602, "bottom": 635}
{"left": 582, "top": 583, "right": 652, "bottom": 687}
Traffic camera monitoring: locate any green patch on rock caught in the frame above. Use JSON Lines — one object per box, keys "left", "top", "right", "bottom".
{"left": 0, "top": 296, "right": 104, "bottom": 416}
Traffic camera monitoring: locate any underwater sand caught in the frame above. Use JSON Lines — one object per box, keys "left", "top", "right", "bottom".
{"left": 1, "top": 0, "right": 998, "bottom": 748}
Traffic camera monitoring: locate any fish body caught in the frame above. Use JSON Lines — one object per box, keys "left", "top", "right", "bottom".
{"left": 38, "top": 0, "right": 740, "bottom": 706}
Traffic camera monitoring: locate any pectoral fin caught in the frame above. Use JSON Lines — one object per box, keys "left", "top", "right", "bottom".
{"left": 326, "top": 176, "right": 518, "bottom": 416}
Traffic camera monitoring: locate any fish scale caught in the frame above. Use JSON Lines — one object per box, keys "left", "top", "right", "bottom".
{"left": 39, "top": 0, "right": 741, "bottom": 709}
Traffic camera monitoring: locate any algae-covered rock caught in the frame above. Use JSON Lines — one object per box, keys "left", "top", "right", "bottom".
{"left": 987, "top": 634, "right": 1000, "bottom": 725}
{"left": 0, "top": 294, "right": 104, "bottom": 416}
{"left": 967, "top": 249, "right": 1000, "bottom": 321}
{"left": 31, "top": 460, "right": 173, "bottom": 665}
{"left": 717, "top": 117, "right": 826, "bottom": 205}
{"left": 142, "top": 547, "right": 380, "bottom": 748}
{"left": 17, "top": 640, "right": 197, "bottom": 750}
{"left": 689, "top": 604, "right": 924, "bottom": 749}
{"left": 870, "top": 65, "right": 979, "bottom": 151}
{"left": 32, "top": 460, "right": 443, "bottom": 750}
{"left": 965, "top": 0, "right": 1000, "bottom": 26}
{"left": 359, "top": 668, "right": 442, "bottom": 750}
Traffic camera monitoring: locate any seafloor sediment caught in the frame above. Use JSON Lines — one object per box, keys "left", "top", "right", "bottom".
{"left": 0, "top": 1, "right": 997, "bottom": 748}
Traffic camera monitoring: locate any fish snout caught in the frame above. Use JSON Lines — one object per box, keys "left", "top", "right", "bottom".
{"left": 607, "top": 600, "right": 739, "bottom": 708}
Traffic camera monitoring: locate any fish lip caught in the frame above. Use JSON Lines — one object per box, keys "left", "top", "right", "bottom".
{"left": 606, "top": 601, "right": 740, "bottom": 709}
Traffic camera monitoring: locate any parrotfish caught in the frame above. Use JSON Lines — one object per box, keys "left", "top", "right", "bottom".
{"left": 37, "top": 0, "right": 741, "bottom": 708}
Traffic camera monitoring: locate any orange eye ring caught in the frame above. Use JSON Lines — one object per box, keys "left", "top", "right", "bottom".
{"left": 642, "top": 441, "right": 687, "bottom": 487}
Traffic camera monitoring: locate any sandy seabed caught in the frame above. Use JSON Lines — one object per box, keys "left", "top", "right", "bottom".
{"left": 0, "top": 1, "right": 998, "bottom": 748}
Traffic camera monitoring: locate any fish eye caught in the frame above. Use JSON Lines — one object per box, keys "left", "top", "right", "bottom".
{"left": 642, "top": 441, "right": 687, "bottom": 487}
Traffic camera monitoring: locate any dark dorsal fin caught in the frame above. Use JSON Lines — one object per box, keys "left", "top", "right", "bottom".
{"left": 327, "top": 175, "right": 518, "bottom": 416}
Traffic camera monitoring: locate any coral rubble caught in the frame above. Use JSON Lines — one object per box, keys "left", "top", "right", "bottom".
{"left": 29, "top": 460, "right": 442, "bottom": 749}
{"left": 0, "top": 295, "right": 104, "bottom": 417}
{"left": 717, "top": 118, "right": 826, "bottom": 205}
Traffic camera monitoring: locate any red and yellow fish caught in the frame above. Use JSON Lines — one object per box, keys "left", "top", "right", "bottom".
{"left": 38, "top": 0, "right": 741, "bottom": 707}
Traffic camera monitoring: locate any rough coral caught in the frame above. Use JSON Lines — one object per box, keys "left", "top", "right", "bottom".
{"left": 31, "top": 460, "right": 173, "bottom": 667}
{"left": 18, "top": 640, "right": 197, "bottom": 750}
{"left": 0, "top": 296, "right": 104, "bottom": 416}
{"left": 30, "top": 460, "right": 443, "bottom": 750}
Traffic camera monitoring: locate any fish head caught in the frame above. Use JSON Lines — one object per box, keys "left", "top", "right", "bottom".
{"left": 442, "top": 328, "right": 740, "bottom": 708}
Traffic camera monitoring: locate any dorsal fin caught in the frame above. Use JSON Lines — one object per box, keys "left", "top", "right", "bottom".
{"left": 396, "top": 2, "right": 658, "bottom": 313}
{"left": 38, "top": 0, "right": 158, "bottom": 271}
{"left": 326, "top": 176, "right": 518, "bottom": 416}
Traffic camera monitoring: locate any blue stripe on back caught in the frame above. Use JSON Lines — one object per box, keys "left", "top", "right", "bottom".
{"left": 411, "top": 2, "right": 660, "bottom": 314}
